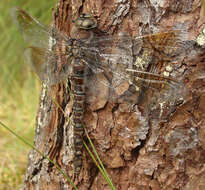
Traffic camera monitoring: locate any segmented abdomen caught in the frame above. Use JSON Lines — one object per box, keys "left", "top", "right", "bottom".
{"left": 71, "top": 57, "right": 85, "bottom": 174}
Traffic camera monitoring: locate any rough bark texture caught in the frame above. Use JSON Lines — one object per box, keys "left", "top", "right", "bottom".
{"left": 22, "top": 0, "right": 205, "bottom": 189}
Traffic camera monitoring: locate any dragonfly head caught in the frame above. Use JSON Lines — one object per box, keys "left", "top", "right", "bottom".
{"left": 74, "top": 14, "right": 97, "bottom": 30}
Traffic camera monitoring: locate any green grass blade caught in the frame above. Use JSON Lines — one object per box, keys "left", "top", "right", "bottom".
{"left": 0, "top": 120, "right": 78, "bottom": 190}
{"left": 84, "top": 130, "right": 116, "bottom": 190}
{"left": 52, "top": 95, "right": 116, "bottom": 189}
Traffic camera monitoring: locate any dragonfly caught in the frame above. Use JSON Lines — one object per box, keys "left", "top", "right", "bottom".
{"left": 12, "top": 7, "right": 189, "bottom": 174}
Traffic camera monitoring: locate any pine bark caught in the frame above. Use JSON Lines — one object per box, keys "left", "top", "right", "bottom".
{"left": 22, "top": 0, "right": 205, "bottom": 189}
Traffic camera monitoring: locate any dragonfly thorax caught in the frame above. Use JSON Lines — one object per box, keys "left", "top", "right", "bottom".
{"left": 71, "top": 47, "right": 81, "bottom": 57}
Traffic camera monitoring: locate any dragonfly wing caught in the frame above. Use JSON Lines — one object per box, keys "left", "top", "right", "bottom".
{"left": 24, "top": 46, "right": 71, "bottom": 86}
{"left": 24, "top": 47, "right": 47, "bottom": 81}
{"left": 84, "top": 60, "right": 186, "bottom": 120}
{"left": 82, "top": 30, "right": 189, "bottom": 119}
{"left": 85, "top": 72, "right": 110, "bottom": 111}
{"left": 11, "top": 7, "right": 51, "bottom": 48}
{"left": 11, "top": 7, "right": 68, "bottom": 50}
{"left": 81, "top": 29, "right": 191, "bottom": 68}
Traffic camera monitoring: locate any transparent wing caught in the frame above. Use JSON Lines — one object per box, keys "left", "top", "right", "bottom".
{"left": 11, "top": 7, "right": 73, "bottom": 86}
{"left": 88, "top": 30, "right": 190, "bottom": 66}
{"left": 85, "top": 57, "right": 186, "bottom": 121}
{"left": 24, "top": 46, "right": 71, "bottom": 86}
{"left": 12, "top": 7, "right": 189, "bottom": 113}
{"left": 11, "top": 7, "right": 68, "bottom": 49}
{"left": 11, "top": 7, "right": 50, "bottom": 48}
{"left": 82, "top": 30, "right": 189, "bottom": 118}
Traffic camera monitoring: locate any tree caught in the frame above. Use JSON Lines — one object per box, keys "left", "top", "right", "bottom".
{"left": 22, "top": 0, "right": 205, "bottom": 189}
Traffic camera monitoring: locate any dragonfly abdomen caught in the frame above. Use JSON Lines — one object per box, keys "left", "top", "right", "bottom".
{"left": 71, "top": 58, "right": 86, "bottom": 174}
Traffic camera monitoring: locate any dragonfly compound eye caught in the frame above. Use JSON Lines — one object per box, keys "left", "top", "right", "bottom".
{"left": 74, "top": 14, "right": 97, "bottom": 30}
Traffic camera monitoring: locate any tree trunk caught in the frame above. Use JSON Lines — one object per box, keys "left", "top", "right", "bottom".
{"left": 22, "top": 0, "right": 205, "bottom": 189}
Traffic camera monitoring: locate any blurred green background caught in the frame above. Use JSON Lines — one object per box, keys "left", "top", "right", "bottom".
{"left": 0, "top": 0, "right": 57, "bottom": 189}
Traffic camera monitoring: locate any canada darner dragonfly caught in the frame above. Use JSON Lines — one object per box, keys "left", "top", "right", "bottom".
{"left": 12, "top": 7, "right": 189, "bottom": 174}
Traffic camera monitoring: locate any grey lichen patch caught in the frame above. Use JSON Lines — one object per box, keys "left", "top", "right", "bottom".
{"left": 62, "top": 121, "right": 74, "bottom": 165}
{"left": 165, "top": 127, "right": 199, "bottom": 157}
{"left": 163, "top": 65, "right": 174, "bottom": 77}
{"left": 36, "top": 83, "right": 49, "bottom": 134}
{"left": 196, "top": 27, "right": 205, "bottom": 46}
{"left": 150, "top": 0, "right": 166, "bottom": 10}
{"left": 165, "top": 65, "right": 173, "bottom": 72}
{"left": 112, "top": 0, "right": 130, "bottom": 26}
{"left": 137, "top": 1, "right": 152, "bottom": 26}
{"left": 62, "top": 100, "right": 74, "bottom": 166}
{"left": 133, "top": 50, "right": 151, "bottom": 70}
